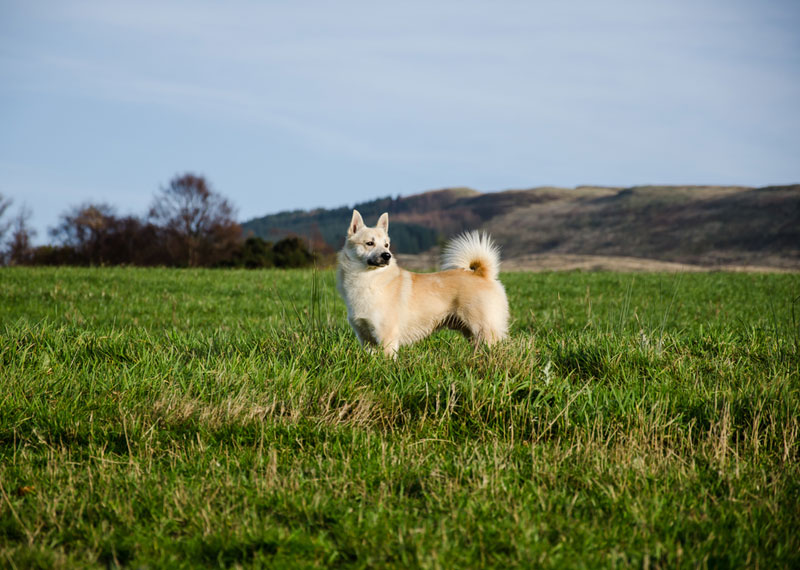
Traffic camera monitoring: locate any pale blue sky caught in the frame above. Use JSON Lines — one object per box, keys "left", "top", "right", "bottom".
{"left": 1, "top": 0, "right": 798, "bottom": 241}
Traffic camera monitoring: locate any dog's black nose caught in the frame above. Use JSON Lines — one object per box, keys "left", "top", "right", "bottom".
{"left": 381, "top": 252, "right": 392, "bottom": 261}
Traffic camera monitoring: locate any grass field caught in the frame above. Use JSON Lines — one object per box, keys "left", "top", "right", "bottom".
{"left": 1, "top": 266, "right": 799, "bottom": 568}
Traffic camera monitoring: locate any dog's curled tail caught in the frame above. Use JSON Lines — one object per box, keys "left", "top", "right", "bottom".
{"left": 441, "top": 231, "right": 501, "bottom": 280}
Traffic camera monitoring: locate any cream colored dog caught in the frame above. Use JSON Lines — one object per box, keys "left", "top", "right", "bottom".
{"left": 337, "top": 210, "right": 509, "bottom": 356}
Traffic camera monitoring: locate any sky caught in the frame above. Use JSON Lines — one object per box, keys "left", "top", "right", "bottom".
{"left": 1, "top": 0, "right": 799, "bottom": 242}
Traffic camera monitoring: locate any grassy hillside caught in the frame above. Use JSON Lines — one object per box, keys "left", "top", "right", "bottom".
{"left": 242, "top": 185, "right": 800, "bottom": 269}
{"left": 1, "top": 267, "right": 799, "bottom": 567}
{"left": 487, "top": 185, "right": 800, "bottom": 268}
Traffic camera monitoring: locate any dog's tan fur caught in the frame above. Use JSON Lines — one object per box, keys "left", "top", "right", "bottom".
{"left": 337, "top": 210, "right": 509, "bottom": 356}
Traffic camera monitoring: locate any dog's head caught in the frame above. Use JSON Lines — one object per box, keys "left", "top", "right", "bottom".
{"left": 342, "top": 210, "right": 393, "bottom": 268}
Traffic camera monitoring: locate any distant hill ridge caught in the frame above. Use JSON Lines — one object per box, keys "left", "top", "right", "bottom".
{"left": 241, "top": 185, "right": 800, "bottom": 269}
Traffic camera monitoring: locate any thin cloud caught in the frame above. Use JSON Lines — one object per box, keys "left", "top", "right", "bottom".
{"left": 1, "top": 0, "right": 798, "bottom": 241}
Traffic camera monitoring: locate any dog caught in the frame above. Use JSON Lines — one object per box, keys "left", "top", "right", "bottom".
{"left": 336, "top": 210, "right": 509, "bottom": 356}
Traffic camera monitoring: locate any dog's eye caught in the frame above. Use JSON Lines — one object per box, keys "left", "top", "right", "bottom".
{"left": 365, "top": 241, "right": 374, "bottom": 246}
{"left": 385, "top": 243, "right": 389, "bottom": 248}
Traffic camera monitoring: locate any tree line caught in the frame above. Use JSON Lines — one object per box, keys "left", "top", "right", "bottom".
{"left": 0, "top": 173, "right": 316, "bottom": 268}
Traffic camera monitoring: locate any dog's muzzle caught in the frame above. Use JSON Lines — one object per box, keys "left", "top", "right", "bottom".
{"left": 368, "top": 251, "right": 392, "bottom": 267}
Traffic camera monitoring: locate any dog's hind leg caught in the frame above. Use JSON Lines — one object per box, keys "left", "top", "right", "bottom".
{"left": 466, "top": 294, "right": 509, "bottom": 349}
{"left": 466, "top": 320, "right": 506, "bottom": 350}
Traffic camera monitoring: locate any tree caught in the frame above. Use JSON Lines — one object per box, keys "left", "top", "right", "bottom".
{"left": 272, "top": 236, "right": 315, "bottom": 268}
{"left": 6, "top": 205, "right": 36, "bottom": 265}
{"left": 101, "top": 215, "right": 163, "bottom": 266}
{"left": 49, "top": 203, "right": 118, "bottom": 265}
{"left": 0, "top": 193, "right": 12, "bottom": 252}
{"left": 149, "top": 173, "right": 242, "bottom": 267}
{"left": 235, "top": 236, "right": 275, "bottom": 268}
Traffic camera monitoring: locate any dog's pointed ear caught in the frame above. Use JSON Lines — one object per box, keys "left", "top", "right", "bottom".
{"left": 348, "top": 210, "right": 365, "bottom": 236}
{"left": 377, "top": 212, "right": 389, "bottom": 232}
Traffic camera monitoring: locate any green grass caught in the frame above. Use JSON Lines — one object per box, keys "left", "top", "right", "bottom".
{"left": 1, "top": 266, "right": 799, "bottom": 568}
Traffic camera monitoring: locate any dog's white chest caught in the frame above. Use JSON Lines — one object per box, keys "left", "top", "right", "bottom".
{"left": 340, "top": 271, "right": 387, "bottom": 319}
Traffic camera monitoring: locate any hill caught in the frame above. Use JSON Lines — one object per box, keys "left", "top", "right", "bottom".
{"left": 241, "top": 184, "right": 800, "bottom": 270}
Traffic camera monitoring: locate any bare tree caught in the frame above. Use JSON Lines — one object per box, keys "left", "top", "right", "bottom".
{"left": 102, "top": 215, "right": 163, "bottom": 266}
{"left": 149, "top": 173, "right": 242, "bottom": 267}
{"left": 0, "top": 193, "right": 12, "bottom": 247}
{"left": 6, "top": 205, "right": 36, "bottom": 265}
{"left": 49, "top": 203, "right": 118, "bottom": 265}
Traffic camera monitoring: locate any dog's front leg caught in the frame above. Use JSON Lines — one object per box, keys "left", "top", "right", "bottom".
{"left": 379, "top": 326, "right": 400, "bottom": 359}
{"left": 353, "top": 317, "right": 397, "bottom": 357}
{"left": 351, "top": 317, "right": 378, "bottom": 348}
{"left": 381, "top": 339, "right": 399, "bottom": 358}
